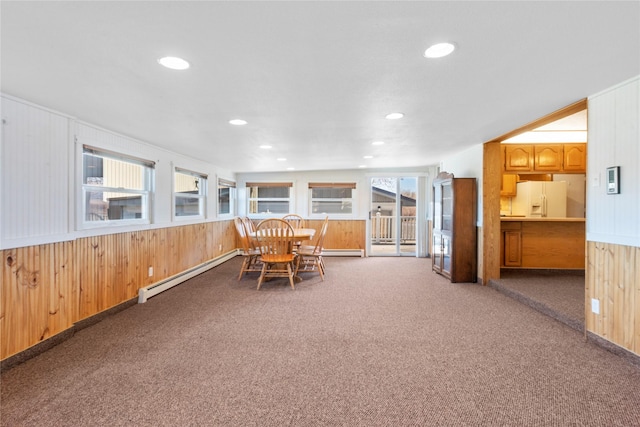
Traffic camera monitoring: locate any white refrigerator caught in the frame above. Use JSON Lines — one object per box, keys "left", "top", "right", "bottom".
{"left": 512, "top": 181, "right": 567, "bottom": 217}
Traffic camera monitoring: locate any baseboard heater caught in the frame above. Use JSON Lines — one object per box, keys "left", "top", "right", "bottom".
{"left": 138, "top": 249, "right": 239, "bottom": 303}
{"left": 322, "top": 249, "right": 365, "bottom": 257}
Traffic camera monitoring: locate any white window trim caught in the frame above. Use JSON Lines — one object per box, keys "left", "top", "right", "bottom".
{"left": 173, "top": 167, "right": 207, "bottom": 221}
{"left": 308, "top": 184, "right": 357, "bottom": 219}
{"left": 217, "top": 177, "right": 236, "bottom": 218}
{"left": 80, "top": 145, "right": 154, "bottom": 229}
{"left": 246, "top": 182, "right": 293, "bottom": 219}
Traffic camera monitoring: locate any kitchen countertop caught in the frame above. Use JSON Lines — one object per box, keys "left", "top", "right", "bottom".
{"left": 500, "top": 216, "right": 586, "bottom": 222}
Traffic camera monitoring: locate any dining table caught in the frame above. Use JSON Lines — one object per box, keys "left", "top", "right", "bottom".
{"left": 249, "top": 228, "right": 316, "bottom": 242}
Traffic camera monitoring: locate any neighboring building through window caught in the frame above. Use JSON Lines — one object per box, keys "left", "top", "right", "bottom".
{"left": 82, "top": 146, "right": 154, "bottom": 224}
{"left": 174, "top": 168, "right": 207, "bottom": 218}
{"left": 309, "top": 182, "right": 356, "bottom": 216}
{"left": 246, "top": 182, "right": 292, "bottom": 215}
{"left": 218, "top": 178, "right": 236, "bottom": 216}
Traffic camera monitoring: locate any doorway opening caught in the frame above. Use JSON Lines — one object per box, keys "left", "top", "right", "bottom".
{"left": 369, "top": 177, "right": 417, "bottom": 256}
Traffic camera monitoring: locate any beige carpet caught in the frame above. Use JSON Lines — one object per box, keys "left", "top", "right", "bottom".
{"left": 2, "top": 257, "right": 640, "bottom": 426}
{"left": 490, "top": 269, "right": 585, "bottom": 332}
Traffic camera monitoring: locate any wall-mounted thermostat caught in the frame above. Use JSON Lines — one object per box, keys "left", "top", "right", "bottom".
{"left": 606, "top": 166, "right": 620, "bottom": 194}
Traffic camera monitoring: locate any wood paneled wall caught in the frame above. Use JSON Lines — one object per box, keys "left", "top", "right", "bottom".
{"left": 1, "top": 221, "right": 236, "bottom": 360}
{"left": 585, "top": 241, "right": 640, "bottom": 356}
{"left": 306, "top": 219, "right": 366, "bottom": 252}
{"left": 2, "top": 241, "right": 78, "bottom": 359}
{"left": 1, "top": 219, "right": 365, "bottom": 360}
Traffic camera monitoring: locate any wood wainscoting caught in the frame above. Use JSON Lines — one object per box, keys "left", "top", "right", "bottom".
{"left": 1, "top": 219, "right": 367, "bottom": 361}
{"left": 586, "top": 241, "right": 640, "bottom": 357}
{"left": 1, "top": 221, "right": 236, "bottom": 361}
{"left": 306, "top": 219, "right": 366, "bottom": 254}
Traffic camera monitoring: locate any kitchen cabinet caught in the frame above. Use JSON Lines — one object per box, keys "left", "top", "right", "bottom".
{"left": 501, "top": 222, "right": 522, "bottom": 266}
{"left": 502, "top": 143, "right": 586, "bottom": 173}
{"left": 432, "top": 172, "right": 477, "bottom": 283}
{"left": 534, "top": 144, "right": 563, "bottom": 171}
{"left": 504, "top": 145, "right": 534, "bottom": 172}
{"left": 500, "top": 174, "right": 518, "bottom": 197}
{"left": 500, "top": 218, "right": 585, "bottom": 269}
{"left": 563, "top": 143, "right": 587, "bottom": 172}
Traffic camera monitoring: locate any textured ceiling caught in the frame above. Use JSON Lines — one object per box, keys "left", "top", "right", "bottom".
{"left": 1, "top": 1, "right": 638, "bottom": 172}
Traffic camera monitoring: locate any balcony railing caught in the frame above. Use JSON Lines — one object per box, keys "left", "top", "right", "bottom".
{"left": 371, "top": 215, "right": 416, "bottom": 243}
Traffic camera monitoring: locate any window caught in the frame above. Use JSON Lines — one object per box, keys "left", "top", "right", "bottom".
{"left": 309, "top": 182, "right": 356, "bottom": 216}
{"left": 174, "top": 168, "right": 207, "bottom": 218}
{"left": 82, "top": 146, "right": 154, "bottom": 224}
{"left": 246, "top": 182, "right": 292, "bottom": 215}
{"left": 218, "top": 178, "right": 236, "bottom": 216}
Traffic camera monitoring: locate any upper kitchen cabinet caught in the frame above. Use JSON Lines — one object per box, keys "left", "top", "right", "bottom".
{"left": 562, "top": 143, "right": 587, "bottom": 172}
{"left": 504, "top": 145, "right": 534, "bottom": 172}
{"left": 502, "top": 143, "right": 586, "bottom": 173}
{"left": 500, "top": 173, "right": 517, "bottom": 197}
{"left": 533, "top": 144, "right": 563, "bottom": 171}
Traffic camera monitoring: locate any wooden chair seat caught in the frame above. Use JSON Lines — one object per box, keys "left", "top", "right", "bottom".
{"left": 260, "top": 253, "right": 296, "bottom": 264}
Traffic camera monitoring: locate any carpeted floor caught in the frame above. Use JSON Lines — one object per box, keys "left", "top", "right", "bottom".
{"left": 489, "top": 269, "right": 585, "bottom": 332}
{"left": 2, "top": 257, "right": 640, "bottom": 426}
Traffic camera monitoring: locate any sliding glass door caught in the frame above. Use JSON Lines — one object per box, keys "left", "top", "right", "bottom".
{"left": 369, "top": 177, "right": 417, "bottom": 256}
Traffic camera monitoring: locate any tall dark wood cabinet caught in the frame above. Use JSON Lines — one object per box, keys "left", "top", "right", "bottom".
{"left": 432, "top": 172, "right": 477, "bottom": 283}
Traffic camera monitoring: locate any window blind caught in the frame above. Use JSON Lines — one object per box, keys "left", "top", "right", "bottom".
{"left": 308, "top": 182, "right": 356, "bottom": 189}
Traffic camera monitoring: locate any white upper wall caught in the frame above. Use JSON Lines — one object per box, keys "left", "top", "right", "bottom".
{"left": 0, "top": 94, "right": 235, "bottom": 249}
{"left": 439, "top": 143, "right": 484, "bottom": 226}
{"left": 586, "top": 76, "right": 640, "bottom": 247}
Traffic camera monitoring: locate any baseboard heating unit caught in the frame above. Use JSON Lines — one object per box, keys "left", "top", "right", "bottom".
{"left": 138, "top": 249, "right": 238, "bottom": 303}
{"left": 323, "top": 249, "right": 365, "bottom": 257}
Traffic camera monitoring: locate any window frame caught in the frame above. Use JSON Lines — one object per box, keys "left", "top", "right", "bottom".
{"left": 308, "top": 182, "right": 357, "bottom": 219}
{"left": 81, "top": 145, "right": 155, "bottom": 229}
{"left": 173, "top": 167, "right": 207, "bottom": 220}
{"left": 217, "top": 177, "right": 236, "bottom": 217}
{"left": 246, "top": 182, "right": 293, "bottom": 218}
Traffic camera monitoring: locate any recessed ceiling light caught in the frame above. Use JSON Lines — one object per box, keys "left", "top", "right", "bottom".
{"left": 157, "top": 56, "right": 190, "bottom": 70}
{"left": 229, "top": 119, "right": 247, "bottom": 125}
{"left": 286, "top": 167, "right": 295, "bottom": 171}
{"left": 385, "top": 112, "right": 404, "bottom": 120}
{"left": 259, "top": 145, "right": 272, "bottom": 149}
{"left": 358, "top": 165, "right": 367, "bottom": 168}
{"left": 372, "top": 141, "right": 385, "bottom": 146}
{"left": 363, "top": 155, "right": 373, "bottom": 159}
{"left": 424, "top": 42, "right": 455, "bottom": 58}
{"left": 277, "top": 157, "right": 287, "bottom": 161}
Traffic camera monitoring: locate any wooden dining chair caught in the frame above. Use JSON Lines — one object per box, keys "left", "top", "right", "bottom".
{"left": 295, "top": 216, "right": 329, "bottom": 281}
{"left": 255, "top": 218, "right": 297, "bottom": 290}
{"left": 282, "top": 214, "right": 305, "bottom": 229}
{"left": 242, "top": 216, "right": 256, "bottom": 233}
{"left": 233, "top": 217, "right": 262, "bottom": 280}
{"left": 282, "top": 214, "right": 306, "bottom": 248}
